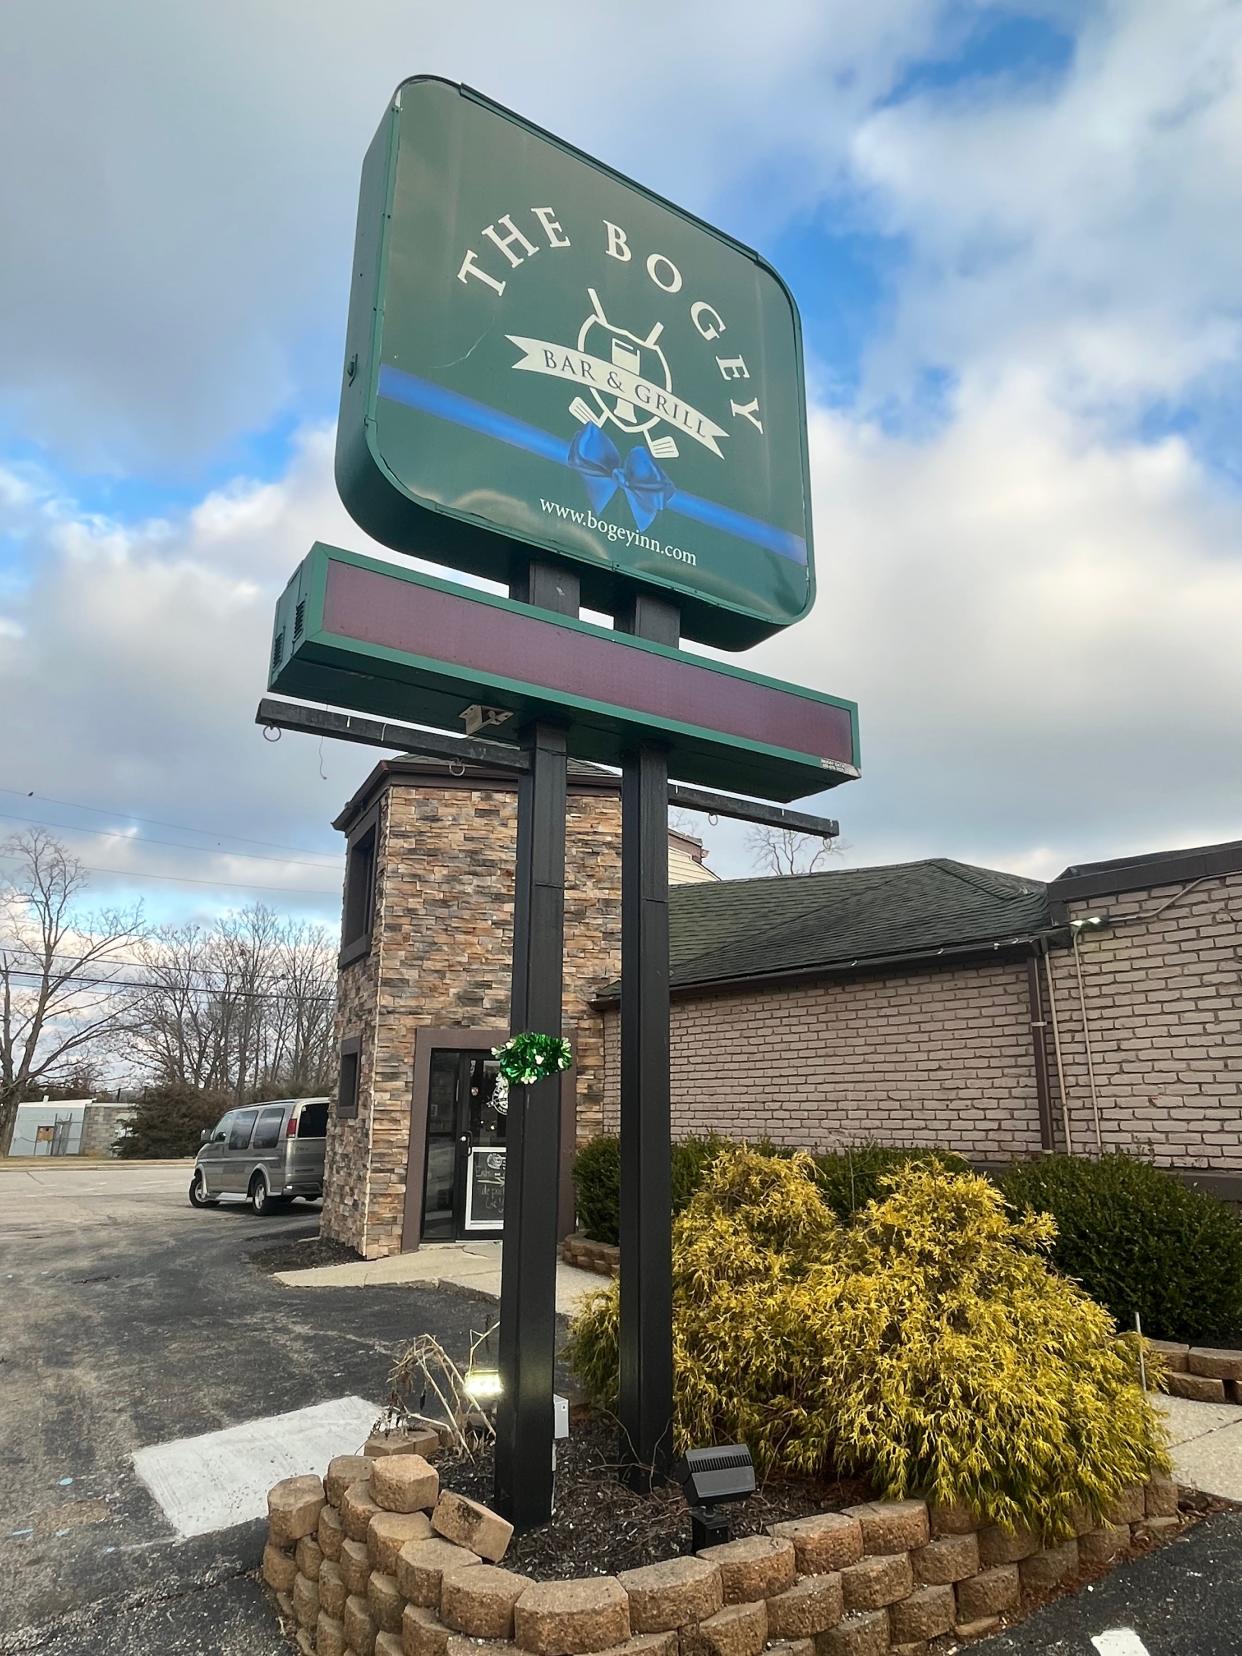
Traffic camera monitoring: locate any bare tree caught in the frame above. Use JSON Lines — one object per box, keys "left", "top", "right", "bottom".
{"left": 745, "top": 825, "right": 840, "bottom": 877}
{"left": 0, "top": 831, "right": 146, "bottom": 1153}
{"left": 130, "top": 905, "right": 336, "bottom": 1102}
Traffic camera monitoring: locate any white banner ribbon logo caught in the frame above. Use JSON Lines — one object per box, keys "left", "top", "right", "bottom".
{"left": 506, "top": 335, "right": 728, "bottom": 458}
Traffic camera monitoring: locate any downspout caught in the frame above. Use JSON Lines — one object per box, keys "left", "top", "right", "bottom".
{"left": 1041, "top": 938, "right": 1074, "bottom": 1155}
{"left": 1025, "top": 952, "right": 1055, "bottom": 1152}
{"left": 1070, "top": 923, "right": 1105, "bottom": 1154}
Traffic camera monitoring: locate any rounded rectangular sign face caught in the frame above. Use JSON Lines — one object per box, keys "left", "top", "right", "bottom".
{"left": 336, "top": 79, "right": 816, "bottom": 650}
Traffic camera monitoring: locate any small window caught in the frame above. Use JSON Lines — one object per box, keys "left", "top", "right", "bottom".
{"left": 340, "top": 811, "right": 378, "bottom": 964}
{"left": 228, "top": 1108, "right": 259, "bottom": 1150}
{"left": 337, "top": 1037, "right": 361, "bottom": 1121}
{"left": 297, "top": 1099, "right": 329, "bottom": 1138}
{"left": 251, "top": 1105, "right": 287, "bottom": 1150}
{"left": 210, "top": 1114, "right": 231, "bottom": 1144}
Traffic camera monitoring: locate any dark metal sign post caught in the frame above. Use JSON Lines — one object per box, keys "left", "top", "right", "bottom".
{"left": 617, "top": 593, "right": 679, "bottom": 1477}
{"left": 494, "top": 561, "right": 576, "bottom": 1527}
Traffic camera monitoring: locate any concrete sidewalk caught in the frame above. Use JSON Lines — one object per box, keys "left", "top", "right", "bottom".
{"left": 1158, "top": 1392, "right": 1242, "bottom": 1503}
{"left": 273, "top": 1239, "right": 605, "bottom": 1317}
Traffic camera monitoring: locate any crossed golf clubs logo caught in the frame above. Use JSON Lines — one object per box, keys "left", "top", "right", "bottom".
{"left": 566, "top": 289, "right": 678, "bottom": 531}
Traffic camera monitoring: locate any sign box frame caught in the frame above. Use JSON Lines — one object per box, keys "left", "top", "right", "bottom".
{"left": 336, "top": 77, "right": 816, "bottom": 651}
{"left": 269, "top": 544, "right": 858, "bottom": 804}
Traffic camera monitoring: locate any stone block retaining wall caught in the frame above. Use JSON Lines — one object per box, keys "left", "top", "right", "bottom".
{"left": 1149, "top": 1341, "right": 1242, "bottom": 1404}
{"left": 265, "top": 1445, "right": 1182, "bottom": 1656}
{"left": 560, "top": 1235, "right": 620, "bottom": 1278}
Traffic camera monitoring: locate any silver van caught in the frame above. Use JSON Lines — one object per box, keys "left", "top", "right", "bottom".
{"left": 189, "top": 1097, "right": 329, "bottom": 1214}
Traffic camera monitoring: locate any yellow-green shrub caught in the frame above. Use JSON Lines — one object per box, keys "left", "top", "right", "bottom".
{"left": 566, "top": 1150, "right": 1168, "bottom": 1537}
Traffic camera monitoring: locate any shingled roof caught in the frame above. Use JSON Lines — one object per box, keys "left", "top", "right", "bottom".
{"left": 598, "top": 857, "right": 1051, "bottom": 1001}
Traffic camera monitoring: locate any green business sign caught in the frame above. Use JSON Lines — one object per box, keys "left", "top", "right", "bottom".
{"left": 336, "top": 78, "right": 815, "bottom": 650}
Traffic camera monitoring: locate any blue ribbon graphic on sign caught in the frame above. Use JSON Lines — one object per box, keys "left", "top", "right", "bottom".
{"left": 375, "top": 365, "right": 807, "bottom": 566}
{"left": 567, "top": 424, "right": 676, "bottom": 531}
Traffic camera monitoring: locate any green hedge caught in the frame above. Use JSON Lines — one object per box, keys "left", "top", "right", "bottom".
{"left": 572, "top": 1133, "right": 967, "bottom": 1244}
{"left": 115, "top": 1082, "right": 226, "bottom": 1159}
{"left": 1000, "top": 1153, "right": 1242, "bottom": 1344}
{"left": 573, "top": 1134, "right": 622, "bottom": 1246}
{"left": 574, "top": 1133, "right": 736, "bottom": 1245}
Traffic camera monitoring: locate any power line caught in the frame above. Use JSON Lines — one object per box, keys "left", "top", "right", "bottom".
{"left": 0, "top": 787, "right": 341, "bottom": 862}
{"left": 0, "top": 964, "right": 335, "bottom": 1002}
{"left": 1, "top": 943, "right": 337, "bottom": 989}
{"left": 0, "top": 809, "right": 343, "bottom": 872}
{"left": 0, "top": 850, "right": 338, "bottom": 898}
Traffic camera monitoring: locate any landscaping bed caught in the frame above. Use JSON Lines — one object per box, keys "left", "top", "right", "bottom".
{"left": 435, "top": 1411, "right": 871, "bottom": 1580}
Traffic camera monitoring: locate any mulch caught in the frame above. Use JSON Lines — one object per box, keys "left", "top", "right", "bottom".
{"left": 435, "top": 1409, "right": 869, "bottom": 1580}
{"left": 247, "top": 1234, "right": 361, "bottom": 1274}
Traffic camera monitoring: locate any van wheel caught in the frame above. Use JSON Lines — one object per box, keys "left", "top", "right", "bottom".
{"left": 189, "top": 1170, "right": 217, "bottom": 1208}
{"left": 249, "top": 1174, "right": 284, "bottom": 1216}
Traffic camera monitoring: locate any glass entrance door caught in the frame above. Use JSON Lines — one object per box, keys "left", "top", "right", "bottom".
{"left": 421, "top": 1049, "right": 507, "bottom": 1241}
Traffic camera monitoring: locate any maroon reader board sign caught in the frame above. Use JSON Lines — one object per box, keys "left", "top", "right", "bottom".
{"left": 269, "top": 546, "right": 858, "bottom": 804}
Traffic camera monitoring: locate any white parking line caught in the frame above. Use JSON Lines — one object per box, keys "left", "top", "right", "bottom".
{"left": 1092, "top": 1631, "right": 1152, "bottom": 1656}
{"left": 132, "top": 1395, "right": 377, "bottom": 1538}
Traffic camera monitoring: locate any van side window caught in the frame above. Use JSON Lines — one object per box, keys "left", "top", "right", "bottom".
{"left": 298, "top": 1099, "right": 329, "bottom": 1138}
{"left": 251, "top": 1106, "right": 287, "bottom": 1151}
{"left": 228, "top": 1109, "right": 259, "bottom": 1151}
{"left": 210, "top": 1114, "right": 231, "bottom": 1143}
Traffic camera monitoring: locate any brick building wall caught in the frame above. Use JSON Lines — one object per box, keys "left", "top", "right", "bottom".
{"left": 596, "top": 868, "right": 1242, "bottom": 1183}
{"left": 322, "top": 773, "right": 622, "bottom": 1257}
{"left": 1043, "top": 871, "right": 1242, "bottom": 1170}
{"left": 601, "top": 959, "right": 1045, "bottom": 1159}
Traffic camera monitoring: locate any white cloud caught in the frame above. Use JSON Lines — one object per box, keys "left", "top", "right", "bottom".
{"left": 0, "top": 428, "right": 377, "bottom": 921}
{"left": 749, "top": 371, "right": 1242, "bottom": 875}
{"left": 849, "top": 0, "right": 1242, "bottom": 415}
{"left": 2, "top": 1, "right": 1240, "bottom": 899}
{"left": 0, "top": 0, "right": 945, "bottom": 472}
{"left": 4, "top": 369, "right": 1239, "bottom": 913}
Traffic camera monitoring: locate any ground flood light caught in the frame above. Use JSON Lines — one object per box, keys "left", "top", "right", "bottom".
{"left": 672, "top": 1444, "right": 756, "bottom": 1550}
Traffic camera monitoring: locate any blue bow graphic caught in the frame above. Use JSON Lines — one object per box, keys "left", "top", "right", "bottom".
{"left": 568, "top": 423, "right": 676, "bottom": 531}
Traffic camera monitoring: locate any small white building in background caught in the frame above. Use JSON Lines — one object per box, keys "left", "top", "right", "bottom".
{"left": 668, "top": 829, "right": 720, "bottom": 886}
{"left": 7, "top": 1098, "right": 134, "bottom": 1158}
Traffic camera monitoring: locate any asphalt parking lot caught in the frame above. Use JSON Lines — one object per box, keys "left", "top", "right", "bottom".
{"left": 0, "top": 1161, "right": 488, "bottom": 1653}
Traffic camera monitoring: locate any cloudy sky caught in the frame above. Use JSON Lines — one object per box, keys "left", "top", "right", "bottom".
{"left": 1, "top": 0, "right": 1240, "bottom": 928}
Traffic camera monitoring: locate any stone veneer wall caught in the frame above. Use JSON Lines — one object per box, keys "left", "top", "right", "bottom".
{"left": 322, "top": 778, "right": 622, "bottom": 1258}
{"left": 601, "top": 960, "right": 1044, "bottom": 1162}
{"left": 1045, "top": 872, "right": 1242, "bottom": 1170}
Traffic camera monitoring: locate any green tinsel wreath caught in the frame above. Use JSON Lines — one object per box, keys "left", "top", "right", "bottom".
{"left": 490, "top": 1032, "right": 572, "bottom": 1113}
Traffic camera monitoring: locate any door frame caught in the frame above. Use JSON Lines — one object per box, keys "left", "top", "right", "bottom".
{"left": 402, "top": 1027, "right": 577, "bottom": 1252}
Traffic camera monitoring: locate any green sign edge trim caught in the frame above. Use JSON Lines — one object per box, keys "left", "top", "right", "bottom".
{"left": 281, "top": 542, "right": 860, "bottom": 776}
